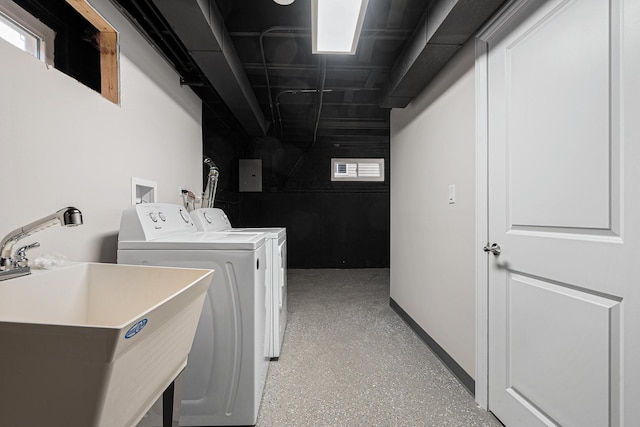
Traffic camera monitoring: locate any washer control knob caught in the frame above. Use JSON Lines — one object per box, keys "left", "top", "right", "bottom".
{"left": 158, "top": 212, "right": 166, "bottom": 222}
{"left": 149, "top": 212, "right": 158, "bottom": 222}
{"left": 179, "top": 209, "right": 191, "bottom": 223}
{"left": 204, "top": 212, "right": 213, "bottom": 224}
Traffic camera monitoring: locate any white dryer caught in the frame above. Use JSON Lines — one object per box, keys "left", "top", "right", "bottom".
{"left": 117, "top": 203, "right": 269, "bottom": 426}
{"left": 191, "top": 208, "right": 287, "bottom": 360}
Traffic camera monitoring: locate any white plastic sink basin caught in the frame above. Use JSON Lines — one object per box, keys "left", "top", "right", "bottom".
{"left": 0, "top": 262, "right": 214, "bottom": 427}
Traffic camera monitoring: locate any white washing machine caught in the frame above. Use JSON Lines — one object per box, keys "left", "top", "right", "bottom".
{"left": 117, "top": 203, "right": 270, "bottom": 426}
{"left": 191, "top": 208, "right": 287, "bottom": 360}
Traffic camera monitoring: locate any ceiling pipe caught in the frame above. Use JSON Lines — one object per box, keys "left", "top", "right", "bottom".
{"left": 275, "top": 89, "right": 335, "bottom": 137}
{"left": 312, "top": 56, "right": 327, "bottom": 145}
{"left": 380, "top": 0, "right": 507, "bottom": 108}
{"left": 259, "top": 27, "right": 309, "bottom": 138}
{"left": 256, "top": 26, "right": 411, "bottom": 133}
{"left": 285, "top": 56, "right": 327, "bottom": 182}
{"left": 150, "top": 0, "right": 269, "bottom": 136}
{"left": 126, "top": 1, "right": 193, "bottom": 73}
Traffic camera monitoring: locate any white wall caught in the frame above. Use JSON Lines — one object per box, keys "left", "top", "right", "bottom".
{"left": 390, "top": 40, "right": 476, "bottom": 378}
{"left": 0, "top": 0, "right": 202, "bottom": 263}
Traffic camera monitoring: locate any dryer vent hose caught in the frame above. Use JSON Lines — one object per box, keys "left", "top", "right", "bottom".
{"left": 202, "top": 157, "right": 219, "bottom": 208}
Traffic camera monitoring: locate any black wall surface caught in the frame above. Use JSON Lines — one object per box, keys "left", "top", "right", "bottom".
{"left": 203, "top": 109, "right": 390, "bottom": 269}
{"left": 240, "top": 191, "right": 389, "bottom": 268}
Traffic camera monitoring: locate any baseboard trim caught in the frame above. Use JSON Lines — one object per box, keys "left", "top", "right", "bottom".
{"left": 389, "top": 298, "right": 475, "bottom": 395}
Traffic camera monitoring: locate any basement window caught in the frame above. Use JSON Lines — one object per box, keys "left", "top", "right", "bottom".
{"left": 3, "top": 0, "right": 119, "bottom": 104}
{"left": 331, "top": 158, "right": 385, "bottom": 182}
{"left": 0, "top": 2, "right": 54, "bottom": 64}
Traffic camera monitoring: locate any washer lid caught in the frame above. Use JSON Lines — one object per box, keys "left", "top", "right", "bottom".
{"left": 230, "top": 227, "right": 286, "bottom": 240}
{"left": 118, "top": 231, "right": 265, "bottom": 250}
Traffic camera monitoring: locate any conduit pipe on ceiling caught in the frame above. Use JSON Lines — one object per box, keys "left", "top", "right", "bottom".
{"left": 275, "top": 89, "right": 334, "bottom": 138}
{"left": 127, "top": 1, "right": 193, "bottom": 74}
{"left": 259, "top": 27, "right": 310, "bottom": 138}
{"left": 313, "top": 56, "right": 328, "bottom": 146}
{"left": 258, "top": 26, "right": 412, "bottom": 138}
{"left": 285, "top": 57, "right": 327, "bottom": 182}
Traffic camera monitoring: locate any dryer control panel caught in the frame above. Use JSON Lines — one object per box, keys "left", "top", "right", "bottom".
{"left": 191, "top": 208, "right": 232, "bottom": 232}
{"left": 119, "top": 203, "right": 197, "bottom": 241}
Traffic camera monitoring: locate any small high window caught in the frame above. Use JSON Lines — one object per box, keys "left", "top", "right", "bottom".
{"left": 331, "top": 158, "right": 385, "bottom": 182}
{"left": 0, "top": 0, "right": 119, "bottom": 104}
{"left": 0, "top": 2, "right": 54, "bottom": 65}
{"left": 0, "top": 14, "right": 39, "bottom": 56}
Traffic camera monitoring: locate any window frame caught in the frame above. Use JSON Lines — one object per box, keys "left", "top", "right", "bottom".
{"left": 0, "top": 1, "right": 55, "bottom": 65}
{"left": 331, "top": 158, "right": 385, "bottom": 182}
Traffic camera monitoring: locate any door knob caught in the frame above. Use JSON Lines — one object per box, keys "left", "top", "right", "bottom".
{"left": 483, "top": 243, "right": 501, "bottom": 256}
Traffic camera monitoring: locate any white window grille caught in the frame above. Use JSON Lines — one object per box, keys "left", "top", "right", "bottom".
{"left": 331, "top": 158, "right": 384, "bottom": 182}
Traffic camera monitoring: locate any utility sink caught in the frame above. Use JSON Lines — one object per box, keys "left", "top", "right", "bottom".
{"left": 0, "top": 262, "right": 214, "bottom": 427}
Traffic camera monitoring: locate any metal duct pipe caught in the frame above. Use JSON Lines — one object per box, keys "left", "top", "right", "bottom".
{"left": 380, "top": 0, "right": 507, "bottom": 108}
{"left": 202, "top": 157, "right": 219, "bottom": 209}
{"left": 150, "top": 0, "right": 269, "bottom": 136}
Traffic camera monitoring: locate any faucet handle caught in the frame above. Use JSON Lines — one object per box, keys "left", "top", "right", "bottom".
{"left": 15, "top": 242, "right": 40, "bottom": 268}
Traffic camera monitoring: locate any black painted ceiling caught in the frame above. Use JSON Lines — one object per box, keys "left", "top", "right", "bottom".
{"left": 112, "top": 0, "right": 506, "bottom": 144}
{"left": 214, "top": 0, "right": 424, "bottom": 144}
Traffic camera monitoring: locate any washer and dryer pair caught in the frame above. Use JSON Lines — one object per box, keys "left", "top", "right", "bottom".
{"left": 118, "top": 203, "right": 284, "bottom": 426}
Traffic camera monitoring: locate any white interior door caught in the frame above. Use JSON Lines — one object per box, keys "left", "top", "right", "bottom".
{"left": 485, "top": 0, "right": 640, "bottom": 425}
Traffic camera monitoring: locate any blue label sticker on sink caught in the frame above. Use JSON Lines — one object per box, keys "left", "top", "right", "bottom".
{"left": 125, "top": 318, "right": 148, "bottom": 339}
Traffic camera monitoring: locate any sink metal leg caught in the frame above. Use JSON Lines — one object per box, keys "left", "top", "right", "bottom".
{"left": 162, "top": 369, "right": 185, "bottom": 427}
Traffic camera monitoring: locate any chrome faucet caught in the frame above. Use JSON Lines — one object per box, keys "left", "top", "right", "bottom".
{"left": 0, "top": 207, "right": 83, "bottom": 280}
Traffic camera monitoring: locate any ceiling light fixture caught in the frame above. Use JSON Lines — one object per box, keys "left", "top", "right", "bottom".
{"left": 273, "top": 0, "right": 296, "bottom": 5}
{"left": 312, "top": 0, "right": 369, "bottom": 55}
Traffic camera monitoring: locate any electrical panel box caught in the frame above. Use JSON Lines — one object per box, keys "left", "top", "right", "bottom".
{"left": 239, "top": 159, "right": 262, "bottom": 192}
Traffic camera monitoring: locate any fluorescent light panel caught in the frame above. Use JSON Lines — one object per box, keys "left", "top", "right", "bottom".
{"left": 312, "top": 0, "right": 369, "bottom": 54}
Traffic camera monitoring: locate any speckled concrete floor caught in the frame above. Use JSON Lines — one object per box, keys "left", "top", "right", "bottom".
{"left": 256, "top": 269, "right": 503, "bottom": 427}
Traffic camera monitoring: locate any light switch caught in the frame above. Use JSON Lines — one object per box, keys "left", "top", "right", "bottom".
{"left": 448, "top": 184, "right": 456, "bottom": 204}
